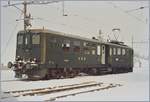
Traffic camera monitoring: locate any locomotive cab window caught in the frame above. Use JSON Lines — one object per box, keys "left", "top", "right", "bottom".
{"left": 32, "top": 34, "right": 40, "bottom": 44}
{"left": 25, "top": 34, "right": 31, "bottom": 45}
{"left": 113, "top": 48, "right": 116, "bottom": 55}
{"left": 109, "top": 47, "right": 112, "bottom": 56}
{"left": 97, "top": 45, "right": 101, "bottom": 55}
{"left": 117, "top": 48, "right": 121, "bottom": 55}
{"left": 17, "top": 34, "right": 23, "bottom": 45}
{"left": 122, "top": 49, "right": 126, "bottom": 55}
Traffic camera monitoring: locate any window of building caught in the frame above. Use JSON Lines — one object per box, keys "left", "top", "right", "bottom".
{"left": 17, "top": 35, "right": 23, "bottom": 45}
{"left": 117, "top": 48, "right": 121, "bottom": 55}
{"left": 122, "top": 49, "right": 126, "bottom": 55}
{"left": 32, "top": 34, "right": 40, "bottom": 44}
{"left": 109, "top": 47, "right": 112, "bottom": 56}
{"left": 113, "top": 48, "right": 116, "bottom": 55}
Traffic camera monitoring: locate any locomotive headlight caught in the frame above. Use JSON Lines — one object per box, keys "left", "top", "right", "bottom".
{"left": 33, "top": 58, "right": 37, "bottom": 62}
{"left": 16, "top": 56, "right": 21, "bottom": 61}
{"left": 26, "top": 63, "right": 31, "bottom": 69}
{"left": 7, "top": 62, "right": 13, "bottom": 68}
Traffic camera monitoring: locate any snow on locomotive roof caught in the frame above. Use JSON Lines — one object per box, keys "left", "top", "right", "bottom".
{"left": 18, "top": 29, "right": 131, "bottom": 49}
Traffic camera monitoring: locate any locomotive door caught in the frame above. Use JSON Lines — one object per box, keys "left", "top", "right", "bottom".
{"left": 101, "top": 45, "right": 105, "bottom": 64}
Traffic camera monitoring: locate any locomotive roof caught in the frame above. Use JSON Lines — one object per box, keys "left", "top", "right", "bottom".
{"left": 18, "top": 29, "right": 132, "bottom": 49}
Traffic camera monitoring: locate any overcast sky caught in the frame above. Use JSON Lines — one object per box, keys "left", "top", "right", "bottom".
{"left": 1, "top": 1, "right": 149, "bottom": 65}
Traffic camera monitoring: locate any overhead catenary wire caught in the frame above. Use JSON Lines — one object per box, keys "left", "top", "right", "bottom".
{"left": 108, "top": 2, "right": 147, "bottom": 24}
{"left": 125, "top": 6, "right": 149, "bottom": 13}
{"left": 2, "top": 1, "right": 148, "bottom": 56}
{"left": 33, "top": 16, "right": 92, "bottom": 36}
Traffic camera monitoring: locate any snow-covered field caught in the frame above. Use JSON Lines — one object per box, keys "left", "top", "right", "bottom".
{"left": 0, "top": 59, "right": 149, "bottom": 101}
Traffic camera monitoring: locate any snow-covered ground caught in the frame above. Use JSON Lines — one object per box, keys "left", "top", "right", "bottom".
{"left": 0, "top": 59, "right": 149, "bottom": 101}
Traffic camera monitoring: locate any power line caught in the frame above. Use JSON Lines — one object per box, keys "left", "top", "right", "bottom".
{"left": 108, "top": 2, "right": 147, "bottom": 24}
{"left": 125, "top": 6, "right": 149, "bottom": 13}
{"left": 31, "top": 15, "right": 92, "bottom": 35}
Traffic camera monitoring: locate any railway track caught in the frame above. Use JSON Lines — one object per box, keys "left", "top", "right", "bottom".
{"left": 0, "top": 79, "right": 21, "bottom": 82}
{"left": 2, "top": 81, "right": 96, "bottom": 98}
{"left": 0, "top": 78, "right": 31, "bottom": 82}
{"left": 2, "top": 81, "right": 122, "bottom": 101}
{"left": 46, "top": 83, "right": 122, "bottom": 101}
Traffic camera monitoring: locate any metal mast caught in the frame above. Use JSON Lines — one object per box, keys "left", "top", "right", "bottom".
{"left": 132, "top": 35, "right": 134, "bottom": 48}
{"left": 3, "top": 0, "right": 61, "bottom": 31}
{"left": 24, "top": 1, "right": 27, "bottom": 31}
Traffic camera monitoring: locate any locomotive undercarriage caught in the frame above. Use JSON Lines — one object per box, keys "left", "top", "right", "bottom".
{"left": 8, "top": 58, "right": 132, "bottom": 80}
{"left": 8, "top": 61, "right": 133, "bottom": 80}
{"left": 43, "top": 66, "right": 114, "bottom": 80}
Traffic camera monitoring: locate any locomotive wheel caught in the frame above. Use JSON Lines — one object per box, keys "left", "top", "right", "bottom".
{"left": 56, "top": 69, "right": 62, "bottom": 79}
{"left": 44, "top": 74, "right": 51, "bottom": 80}
{"left": 90, "top": 68, "right": 98, "bottom": 75}
{"left": 69, "top": 70, "right": 76, "bottom": 78}
{"left": 112, "top": 68, "right": 118, "bottom": 74}
{"left": 128, "top": 67, "right": 133, "bottom": 72}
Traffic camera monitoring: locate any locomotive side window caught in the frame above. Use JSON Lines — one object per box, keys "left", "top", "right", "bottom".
{"left": 62, "top": 40, "right": 70, "bottom": 52}
{"left": 17, "top": 35, "right": 23, "bottom": 45}
{"left": 73, "top": 41, "right": 80, "bottom": 46}
{"left": 32, "top": 34, "right": 40, "bottom": 44}
{"left": 84, "top": 49, "right": 90, "bottom": 55}
{"left": 83, "top": 42, "right": 88, "bottom": 46}
{"left": 97, "top": 45, "right": 101, "bottom": 55}
{"left": 92, "top": 50, "right": 96, "bottom": 55}
{"left": 74, "top": 46, "right": 80, "bottom": 52}
{"left": 117, "top": 48, "right": 121, "bottom": 55}
{"left": 49, "top": 38, "right": 59, "bottom": 48}
{"left": 109, "top": 47, "right": 112, "bottom": 56}
{"left": 113, "top": 48, "right": 116, "bottom": 55}
{"left": 73, "top": 41, "right": 80, "bottom": 52}
{"left": 122, "top": 49, "right": 126, "bottom": 55}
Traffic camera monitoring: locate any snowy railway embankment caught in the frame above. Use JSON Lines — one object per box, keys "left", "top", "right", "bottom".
{"left": 0, "top": 59, "right": 149, "bottom": 101}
